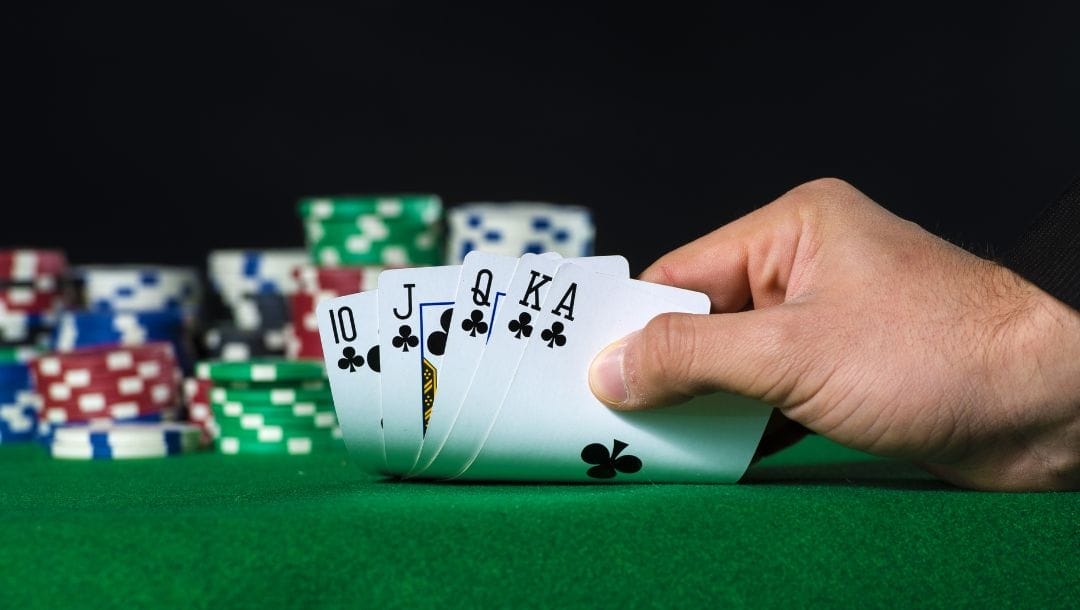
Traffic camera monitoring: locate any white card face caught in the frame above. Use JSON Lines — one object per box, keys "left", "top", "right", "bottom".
{"left": 413, "top": 254, "right": 627, "bottom": 479}
{"left": 377, "top": 265, "right": 462, "bottom": 475}
{"left": 409, "top": 253, "right": 630, "bottom": 477}
{"left": 458, "top": 263, "right": 773, "bottom": 482}
{"left": 317, "top": 290, "right": 385, "bottom": 473}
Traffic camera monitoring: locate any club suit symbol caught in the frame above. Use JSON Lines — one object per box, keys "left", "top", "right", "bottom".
{"left": 337, "top": 347, "right": 364, "bottom": 372}
{"left": 508, "top": 312, "right": 533, "bottom": 339}
{"left": 392, "top": 325, "right": 419, "bottom": 352}
{"left": 461, "top": 309, "right": 488, "bottom": 338}
{"left": 338, "top": 345, "right": 380, "bottom": 373}
{"left": 541, "top": 321, "right": 567, "bottom": 349}
{"left": 581, "top": 440, "right": 642, "bottom": 479}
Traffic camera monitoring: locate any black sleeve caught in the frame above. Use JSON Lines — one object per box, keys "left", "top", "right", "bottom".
{"left": 1000, "top": 178, "right": 1080, "bottom": 312}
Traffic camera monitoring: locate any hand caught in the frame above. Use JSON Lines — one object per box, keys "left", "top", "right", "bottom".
{"left": 588, "top": 178, "right": 1080, "bottom": 491}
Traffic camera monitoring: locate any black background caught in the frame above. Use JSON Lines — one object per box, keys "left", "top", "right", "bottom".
{"left": 8, "top": 3, "right": 1080, "bottom": 275}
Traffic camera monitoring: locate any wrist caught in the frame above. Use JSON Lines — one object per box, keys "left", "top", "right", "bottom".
{"left": 993, "top": 269, "right": 1080, "bottom": 489}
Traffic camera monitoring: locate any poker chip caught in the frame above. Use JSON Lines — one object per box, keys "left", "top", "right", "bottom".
{"left": 0, "top": 250, "right": 67, "bottom": 281}
{"left": 0, "top": 278, "right": 66, "bottom": 314}
{"left": 0, "top": 391, "right": 41, "bottom": 443}
{"left": 196, "top": 359, "right": 326, "bottom": 383}
{"left": 182, "top": 377, "right": 215, "bottom": 445}
{"left": 285, "top": 265, "right": 379, "bottom": 360}
{"left": 292, "top": 265, "right": 380, "bottom": 295}
{"left": 32, "top": 342, "right": 176, "bottom": 377}
{"left": 52, "top": 309, "right": 193, "bottom": 372}
{"left": 298, "top": 194, "right": 442, "bottom": 223}
{"left": 208, "top": 249, "right": 308, "bottom": 303}
{"left": 0, "top": 345, "right": 40, "bottom": 364}
{"left": 216, "top": 435, "right": 339, "bottom": 455}
{"left": 0, "top": 362, "right": 34, "bottom": 388}
{"left": 198, "top": 353, "right": 340, "bottom": 455}
{"left": 209, "top": 384, "right": 331, "bottom": 405}
{"left": 446, "top": 202, "right": 595, "bottom": 263}
{"left": 0, "top": 250, "right": 68, "bottom": 388}
{"left": 298, "top": 194, "right": 444, "bottom": 266}
{"left": 0, "top": 251, "right": 64, "bottom": 445}
{"left": 35, "top": 411, "right": 166, "bottom": 446}
{"left": 49, "top": 422, "right": 202, "bottom": 459}
{"left": 202, "top": 323, "right": 287, "bottom": 361}
{"left": 213, "top": 399, "right": 335, "bottom": 419}
{"left": 0, "top": 311, "right": 53, "bottom": 344}
{"left": 73, "top": 265, "right": 202, "bottom": 320}
{"left": 31, "top": 342, "right": 182, "bottom": 433}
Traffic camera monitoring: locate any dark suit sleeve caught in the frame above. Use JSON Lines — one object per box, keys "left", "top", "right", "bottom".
{"left": 1000, "top": 178, "right": 1080, "bottom": 312}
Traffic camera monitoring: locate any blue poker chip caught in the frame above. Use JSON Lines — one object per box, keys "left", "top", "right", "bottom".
{"left": 60, "top": 309, "right": 184, "bottom": 330}
{"left": 0, "top": 363, "right": 33, "bottom": 389}
{"left": 51, "top": 310, "right": 191, "bottom": 368}
{"left": 48, "top": 422, "right": 201, "bottom": 459}
{"left": 0, "top": 399, "right": 38, "bottom": 443}
{"left": 36, "top": 411, "right": 168, "bottom": 445}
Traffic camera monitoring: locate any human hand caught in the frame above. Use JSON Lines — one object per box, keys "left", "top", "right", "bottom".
{"left": 588, "top": 179, "right": 1080, "bottom": 490}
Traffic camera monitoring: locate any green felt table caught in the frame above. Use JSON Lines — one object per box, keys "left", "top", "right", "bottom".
{"left": 1, "top": 436, "right": 1076, "bottom": 609}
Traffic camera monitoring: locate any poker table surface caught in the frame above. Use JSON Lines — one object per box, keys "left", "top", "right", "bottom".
{"left": 2, "top": 435, "right": 1075, "bottom": 609}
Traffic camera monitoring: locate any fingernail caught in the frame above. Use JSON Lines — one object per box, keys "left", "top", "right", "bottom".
{"left": 590, "top": 335, "right": 631, "bottom": 405}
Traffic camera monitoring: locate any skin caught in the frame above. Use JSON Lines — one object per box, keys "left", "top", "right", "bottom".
{"left": 588, "top": 178, "right": 1080, "bottom": 491}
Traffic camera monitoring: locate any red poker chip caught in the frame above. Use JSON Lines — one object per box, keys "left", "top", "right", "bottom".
{"left": 183, "top": 377, "right": 213, "bottom": 406}
{"left": 40, "top": 385, "right": 178, "bottom": 421}
{"left": 41, "top": 400, "right": 170, "bottom": 424}
{"left": 40, "top": 367, "right": 179, "bottom": 402}
{"left": 35, "top": 356, "right": 177, "bottom": 387}
{"left": 0, "top": 285, "right": 64, "bottom": 314}
{"left": 31, "top": 343, "right": 177, "bottom": 381}
{"left": 40, "top": 376, "right": 178, "bottom": 406}
{"left": 0, "top": 249, "right": 68, "bottom": 281}
{"left": 182, "top": 377, "right": 216, "bottom": 446}
{"left": 293, "top": 329, "right": 323, "bottom": 359}
{"left": 292, "top": 265, "right": 372, "bottom": 295}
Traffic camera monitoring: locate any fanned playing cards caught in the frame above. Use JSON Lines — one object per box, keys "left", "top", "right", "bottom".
{"left": 317, "top": 252, "right": 772, "bottom": 483}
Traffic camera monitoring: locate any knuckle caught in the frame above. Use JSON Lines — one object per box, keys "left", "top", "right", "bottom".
{"left": 782, "top": 177, "right": 859, "bottom": 212}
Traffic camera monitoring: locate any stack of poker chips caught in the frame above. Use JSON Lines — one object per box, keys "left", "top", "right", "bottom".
{"left": 0, "top": 249, "right": 68, "bottom": 349}
{"left": 196, "top": 359, "right": 342, "bottom": 455}
{"left": 0, "top": 356, "right": 41, "bottom": 443}
{"left": 203, "top": 249, "right": 308, "bottom": 361}
{"left": 62, "top": 265, "right": 202, "bottom": 372}
{"left": 445, "top": 203, "right": 595, "bottom": 264}
{"left": 0, "top": 249, "right": 70, "bottom": 442}
{"left": 285, "top": 265, "right": 380, "bottom": 360}
{"left": 298, "top": 194, "right": 444, "bottom": 267}
{"left": 182, "top": 377, "right": 214, "bottom": 445}
{"left": 29, "top": 342, "right": 189, "bottom": 456}
{"left": 47, "top": 422, "right": 202, "bottom": 460}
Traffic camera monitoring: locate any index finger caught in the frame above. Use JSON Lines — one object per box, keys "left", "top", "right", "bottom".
{"left": 640, "top": 185, "right": 808, "bottom": 312}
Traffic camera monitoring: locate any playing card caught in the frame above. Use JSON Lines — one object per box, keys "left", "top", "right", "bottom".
{"left": 377, "top": 265, "right": 462, "bottom": 475}
{"left": 456, "top": 262, "right": 773, "bottom": 482}
{"left": 412, "top": 253, "right": 629, "bottom": 479}
{"left": 317, "top": 289, "right": 385, "bottom": 473}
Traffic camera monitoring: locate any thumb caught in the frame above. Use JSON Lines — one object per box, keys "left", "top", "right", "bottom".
{"left": 588, "top": 307, "right": 805, "bottom": 410}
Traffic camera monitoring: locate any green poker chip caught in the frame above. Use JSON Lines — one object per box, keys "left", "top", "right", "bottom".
{"left": 214, "top": 414, "right": 336, "bottom": 431}
{"left": 298, "top": 194, "right": 442, "bottom": 223}
{"left": 310, "top": 241, "right": 444, "bottom": 267}
{"left": 213, "top": 416, "right": 339, "bottom": 436}
{"left": 209, "top": 385, "right": 332, "bottom": 405}
{"left": 195, "top": 359, "right": 326, "bottom": 383}
{"left": 0, "top": 345, "right": 39, "bottom": 363}
{"left": 211, "top": 400, "right": 336, "bottom": 420}
{"left": 217, "top": 434, "right": 343, "bottom": 455}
